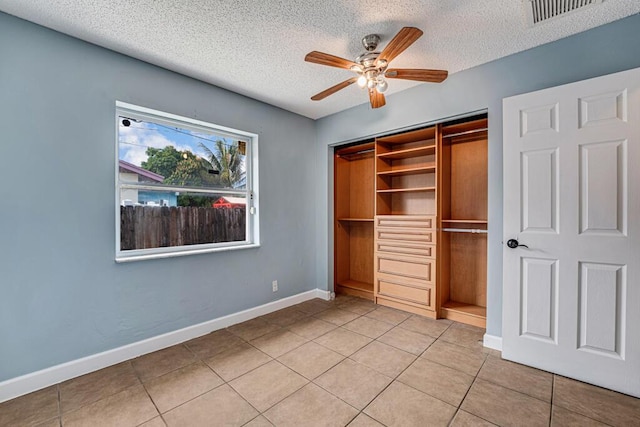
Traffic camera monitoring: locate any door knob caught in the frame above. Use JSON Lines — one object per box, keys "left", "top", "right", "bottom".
{"left": 507, "top": 239, "right": 528, "bottom": 249}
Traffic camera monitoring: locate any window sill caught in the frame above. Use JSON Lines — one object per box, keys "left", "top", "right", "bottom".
{"left": 115, "top": 243, "right": 260, "bottom": 263}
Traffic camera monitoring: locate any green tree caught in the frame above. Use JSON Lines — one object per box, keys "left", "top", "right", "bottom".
{"left": 199, "top": 140, "right": 246, "bottom": 188}
{"left": 141, "top": 146, "right": 182, "bottom": 179}
{"left": 165, "top": 152, "right": 218, "bottom": 187}
{"left": 142, "top": 146, "right": 219, "bottom": 187}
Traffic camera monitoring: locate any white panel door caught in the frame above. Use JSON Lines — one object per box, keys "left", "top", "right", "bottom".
{"left": 503, "top": 67, "right": 640, "bottom": 397}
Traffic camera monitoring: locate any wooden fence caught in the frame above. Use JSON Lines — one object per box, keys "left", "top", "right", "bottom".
{"left": 120, "top": 206, "right": 246, "bottom": 250}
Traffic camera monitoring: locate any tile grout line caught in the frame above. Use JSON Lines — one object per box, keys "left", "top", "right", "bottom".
{"left": 334, "top": 322, "right": 452, "bottom": 425}
{"left": 380, "top": 322, "right": 497, "bottom": 426}
{"left": 472, "top": 361, "right": 556, "bottom": 407}
{"left": 57, "top": 384, "right": 62, "bottom": 427}
{"left": 298, "top": 309, "right": 466, "bottom": 426}
{"left": 226, "top": 319, "right": 369, "bottom": 425}
{"left": 549, "top": 374, "right": 555, "bottom": 427}
{"left": 219, "top": 303, "right": 348, "bottom": 420}
{"left": 448, "top": 344, "right": 496, "bottom": 426}
{"left": 295, "top": 302, "right": 398, "bottom": 424}
{"left": 370, "top": 318, "right": 480, "bottom": 424}
{"left": 550, "top": 375, "right": 618, "bottom": 427}
{"left": 255, "top": 298, "right": 377, "bottom": 418}
{"left": 138, "top": 330, "right": 267, "bottom": 420}
{"left": 139, "top": 378, "right": 162, "bottom": 421}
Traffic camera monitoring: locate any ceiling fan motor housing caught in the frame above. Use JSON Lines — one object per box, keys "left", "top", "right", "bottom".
{"left": 361, "top": 34, "right": 380, "bottom": 51}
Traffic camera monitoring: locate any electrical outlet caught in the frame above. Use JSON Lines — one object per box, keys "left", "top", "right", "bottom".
{"left": 272, "top": 280, "right": 278, "bottom": 292}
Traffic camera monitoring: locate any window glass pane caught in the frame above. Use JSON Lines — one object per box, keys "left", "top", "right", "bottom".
{"left": 118, "top": 116, "right": 247, "bottom": 190}
{"left": 120, "top": 190, "right": 247, "bottom": 251}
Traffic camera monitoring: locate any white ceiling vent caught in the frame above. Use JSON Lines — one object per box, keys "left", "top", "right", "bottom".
{"left": 525, "top": 0, "right": 604, "bottom": 26}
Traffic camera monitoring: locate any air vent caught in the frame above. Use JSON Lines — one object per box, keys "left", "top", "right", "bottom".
{"left": 525, "top": 0, "right": 604, "bottom": 26}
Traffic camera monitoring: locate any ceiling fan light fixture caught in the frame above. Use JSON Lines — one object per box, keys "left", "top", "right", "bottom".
{"left": 357, "top": 75, "right": 367, "bottom": 88}
{"left": 376, "top": 79, "right": 388, "bottom": 93}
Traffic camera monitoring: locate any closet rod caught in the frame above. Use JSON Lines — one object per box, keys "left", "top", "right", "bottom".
{"left": 444, "top": 127, "right": 488, "bottom": 139}
{"left": 442, "top": 228, "right": 488, "bottom": 234}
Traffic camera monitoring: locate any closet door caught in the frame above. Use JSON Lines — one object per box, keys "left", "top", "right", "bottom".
{"left": 503, "top": 67, "right": 640, "bottom": 397}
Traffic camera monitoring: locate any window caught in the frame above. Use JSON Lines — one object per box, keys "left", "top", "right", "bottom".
{"left": 115, "top": 101, "right": 259, "bottom": 261}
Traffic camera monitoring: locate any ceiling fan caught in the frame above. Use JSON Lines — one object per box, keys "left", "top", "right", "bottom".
{"left": 305, "top": 27, "right": 448, "bottom": 109}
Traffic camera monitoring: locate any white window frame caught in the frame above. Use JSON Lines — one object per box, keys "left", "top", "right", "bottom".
{"left": 115, "top": 101, "right": 259, "bottom": 262}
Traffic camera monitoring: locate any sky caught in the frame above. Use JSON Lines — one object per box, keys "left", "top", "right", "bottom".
{"left": 118, "top": 117, "right": 234, "bottom": 167}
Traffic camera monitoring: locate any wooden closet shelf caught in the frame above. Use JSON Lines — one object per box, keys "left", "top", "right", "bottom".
{"left": 442, "top": 118, "right": 488, "bottom": 138}
{"left": 337, "top": 218, "right": 374, "bottom": 222}
{"left": 337, "top": 279, "right": 374, "bottom": 292}
{"left": 441, "top": 301, "right": 486, "bottom": 328}
{"left": 377, "top": 165, "right": 436, "bottom": 177}
{"left": 377, "top": 127, "right": 436, "bottom": 144}
{"left": 376, "top": 145, "right": 436, "bottom": 160}
{"left": 377, "top": 186, "right": 436, "bottom": 193}
{"left": 336, "top": 142, "right": 375, "bottom": 157}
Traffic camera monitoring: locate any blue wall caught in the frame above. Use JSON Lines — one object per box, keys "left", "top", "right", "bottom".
{"left": 314, "top": 13, "right": 640, "bottom": 337}
{"left": 0, "top": 12, "right": 317, "bottom": 381}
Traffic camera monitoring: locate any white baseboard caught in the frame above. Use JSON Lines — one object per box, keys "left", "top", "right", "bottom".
{"left": 315, "top": 289, "right": 332, "bottom": 300}
{"left": 0, "top": 289, "right": 326, "bottom": 403}
{"left": 483, "top": 333, "right": 503, "bottom": 351}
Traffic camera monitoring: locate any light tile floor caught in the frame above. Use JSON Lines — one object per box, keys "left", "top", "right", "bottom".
{"left": 2, "top": 295, "right": 640, "bottom": 426}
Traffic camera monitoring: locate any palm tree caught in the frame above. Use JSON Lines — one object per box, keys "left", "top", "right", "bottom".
{"left": 199, "top": 140, "right": 246, "bottom": 188}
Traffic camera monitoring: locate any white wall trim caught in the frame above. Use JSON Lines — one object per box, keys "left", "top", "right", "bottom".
{"left": 483, "top": 333, "right": 503, "bottom": 351}
{"left": 0, "top": 289, "right": 323, "bottom": 403}
{"left": 315, "top": 288, "right": 332, "bottom": 300}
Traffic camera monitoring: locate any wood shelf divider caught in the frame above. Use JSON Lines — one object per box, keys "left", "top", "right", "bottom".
{"left": 337, "top": 279, "right": 373, "bottom": 292}
{"left": 376, "top": 145, "right": 436, "bottom": 160}
{"left": 376, "top": 165, "right": 437, "bottom": 177}
{"left": 376, "top": 186, "right": 436, "bottom": 193}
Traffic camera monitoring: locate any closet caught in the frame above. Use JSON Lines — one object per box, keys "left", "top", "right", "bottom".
{"left": 333, "top": 113, "right": 488, "bottom": 327}
{"left": 438, "top": 118, "right": 488, "bottom": 327}
{"left": 334, "top": 143, "right": 375, "bottom": 300}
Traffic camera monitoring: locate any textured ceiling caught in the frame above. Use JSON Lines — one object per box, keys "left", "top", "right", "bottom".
{"left": 1, "top": 0, "right": 638, "bottom": 119}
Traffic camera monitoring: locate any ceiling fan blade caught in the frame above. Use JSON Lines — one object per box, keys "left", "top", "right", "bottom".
{"left": 369, "top": 89, "right": 386, "bottom": 109}
{"left": 385, "top": 68, "right": 448, "bottom": 83}
{"left": 311, "top": 77, "right": 358, "bottom": 101}
{"left": 378, "top": 27, "right": 423, "bottom": 64}
{"left": 305, "top": 51, "right": 359, "bottom": 70}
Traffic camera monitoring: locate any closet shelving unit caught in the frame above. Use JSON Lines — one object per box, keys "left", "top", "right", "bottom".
{"left": 334, "top": 142, "right": 375, "bottom": 300}
{"left": 438, "top": 117, "right": 489, "bottom": 327}
{"left": 333, "top": 114, "right": 489, "bottom": 327}
{"left": 373, "top": 127, "right": 439, "bottom": 316}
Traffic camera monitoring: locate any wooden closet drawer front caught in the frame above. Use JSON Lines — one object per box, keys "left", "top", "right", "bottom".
{"left": 377, "top": 280, "right": 431, "bottom": 306}
{"left": 376, "top": 228, "right": 435, "bottom": 243}
{"left": 376, "top": 255, "right": 435, "bottom": 283}
{"left": 376, "top": 241, "right": 434, "bottom": 257}
{"left": 376, "top": 216, "right": 435, "bottom": 229}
